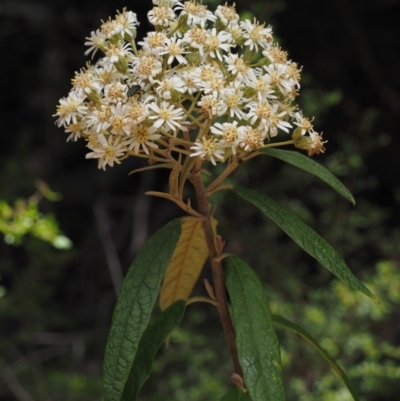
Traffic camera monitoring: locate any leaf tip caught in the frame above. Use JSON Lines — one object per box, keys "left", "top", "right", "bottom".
{"left": 373, "top": 295, "right": 381, "bottom": 305}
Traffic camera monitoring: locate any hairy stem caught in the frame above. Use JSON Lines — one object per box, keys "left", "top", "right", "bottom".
{"left": 206, "top": 158, "right": 239, "bottom": 195}
{"left": 191, "top": 162, "right": 243, "bottom": 376}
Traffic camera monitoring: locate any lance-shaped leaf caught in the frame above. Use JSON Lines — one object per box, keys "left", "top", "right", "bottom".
{"left": 121, "top": 300, "right": 186, "bottom": 401}
{"left": 234, "top": 186, "right": 376, "bottom": 301}
{"left": 261, "top": 148, "right": 355, "bottom": 205}
{"left": 225, "top": 255, "right": 286, "bottom": 401}
{"left": 159, "top": 216, "right": 217, "bottom": 311}
{"left": 103, "top": 219, "right": 182, "bottom": 401}
{"left": 221, "top": 388, "right": 250, "bottom": 401}
{"left": 272, "top": 314, "right": 359, "bottom": 401}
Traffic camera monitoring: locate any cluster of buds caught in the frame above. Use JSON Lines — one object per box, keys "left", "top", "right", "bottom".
{"left": 54, "top": 0, "right": 325, "bottom": 170}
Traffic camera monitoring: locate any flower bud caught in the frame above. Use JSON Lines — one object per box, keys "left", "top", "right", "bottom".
{"left": 243, "top": 87, "right": 257, "bottom": 98}
{"left": 293, "top": 128, "right": 327, "bottom": 156}
{"left": 171, "top": 89, "right": 181, "bottom": 103}
{"left": 125, "top": 27, "right": 137, "bottom": 41}
{"left": 115, "top": 56, "right": 128, "bottom": 73}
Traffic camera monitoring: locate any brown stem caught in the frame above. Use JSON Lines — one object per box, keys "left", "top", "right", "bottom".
{"left": 206, "top": 158, "right": 239, "bottom": 195}
{"left": 190, "top": 162, "right": 243, "bottom": 377}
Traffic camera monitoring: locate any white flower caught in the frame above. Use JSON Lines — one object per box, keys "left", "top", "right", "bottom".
{"left": 219, "top": 87, "right": 249, "bottom": 120}
{"left": 85, "top": 133, "right": 128, "bottom": 170}
{"left": 84, "top": 30, "right": 106, "bottom": 58}
{"left": 293, "top": 112, "right": 314, "bottom": 136}
{"left": 138, "top": 31, "right": 167, "bottom": 56}
{"left": 127, "top": 125, "right": 161, "bottom": 154}
{"left": 210, "top": 121, "right": 242, "bottom": 154}
{"left": 85, "top": 105, "right": 112, "bottom": 133}
{"left": 214, "top": 3, "right": 239, "bottom": 27}
{"left": 247, "top": 74, "right": 276, "bottom": 102}
{"left": 226, "top": 20, "right": 243, "bottom": 44}
{"left": 104, "top": 82, "right": 128, "bottom": 104}
{"left": 95, "top": 64, "right": 124, "bottom": 88}
{"left": 65, "top": 121, "right": 86, "bottom": 142}
{"left": 159, "top": 37, "right": 188, "bottom": 65}
{"left": 154, "top": 76, "right": 186, "bottom": 100}
{"left": 109, "top": 102, "right": 130, "bottom": 135}
{"left": 262, "top": 46, "right": 288, "bottom": 64}
{"left": 265, "top": 105, "right": 292, "bottom": 137}
{"left": 100, "top": 18, "right": 120, "bottom": 39}
{"left": 247, "top": 98, "right": 272, "bottom": 127}
{"left": 263, "top": 63, "right": 294, "bottom": 96}
{"left": 148, "top": 101, "right": 186, "bottom": 133}
{"left": 54, "top": 92, "right": 87, "bottom": 127}
{"left": 71, "top": 67, "right": 102, "bottom": 97}
{"left": 238, "top": 126, "right": 265, "bottom": 152}
{"left": 190, "top": 137, "right": 225, "bottom": 165}
{"left": 103, "top": 42, "right": 132, "bottom": 65}
{"left": 240, "top": 19, "right": 273, "bottom": 51}
{"left": 197, "top": 75, "right": 225, "bottom": 98}
{"left": 197, "top": 95, "right": 224, "bottom": 118}
{"left": 183, "top": 26, "right": 208, "bottom": 58}
{"left": 192, "top": 64, "right": 221, "bottom": 85}
{"left": 131, "top": 54, "right": 163, "bottom": 81}
{"left": 223, "top": 54, "right": 257, "bottom": 85}
{"left": 204, "top": 28, "right": 232, "bottom": 61}
{"left": 175, "top": 1, "right": 216, "bottom": 28}
{"left": 178, "top": 68, "right": 200, "bottom": 94}
{"left": 114, "top": 9, "right": 139, "bottom": 38}
{"left": 148, "top": 5, "right": 176, "bottom": 27}
{"left": 126, "top": 101, "right": 150, "bottom": 125}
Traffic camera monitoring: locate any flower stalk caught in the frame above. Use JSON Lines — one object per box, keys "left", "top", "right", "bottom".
{"left": 191, "top": 162, "right": 243, "bottom": 377}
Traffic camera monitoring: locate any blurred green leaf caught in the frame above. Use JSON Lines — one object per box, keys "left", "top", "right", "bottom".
{"left": 272, "top": 314, "right": 359, "bottom": 401}
{"left": 103, "top": 219, "right": 182, "bottom": 401}
{"left": 261, "top": 149, "right": 355, "bottom": 205}
{"left": 0, "top": 195, "right": 71, "bottom": 247}
{"left": 233, "top": 186, "right": 376, "bottom": 301}
{"left": 225, "top": 255, "right": 285, "bottom": 401}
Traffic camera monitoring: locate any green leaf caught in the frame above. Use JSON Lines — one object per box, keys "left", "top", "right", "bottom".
{"left": 272, "top": 314, "right": 359, "bottom": 401}
{"left": 121, "top": 300, "right": 186, "bottom": 401}
{"left": 234, "top": 186, "right": 377, "bottom": 301}
{"left": 261, "top": 148, "right": 355, "bottom": 205}
{"left": 103, "top": 219, "right": 182, "bottom": 401}
{"left": 221, "top": 388, "right": 249, "bottom": 401}
{"left": 225, "top": 255, "right": 286, "bottom": 401}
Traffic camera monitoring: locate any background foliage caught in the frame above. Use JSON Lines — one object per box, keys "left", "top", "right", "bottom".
{"left": 1, "top": 0, "right": 399, "bottom": 400}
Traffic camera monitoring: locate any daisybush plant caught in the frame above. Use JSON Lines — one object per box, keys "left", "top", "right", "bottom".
{"left": 54, "top": 1, "right": 377, "bottom": 400}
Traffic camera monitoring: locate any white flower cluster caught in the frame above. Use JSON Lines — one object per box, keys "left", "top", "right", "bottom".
{"left": 54, "top": 0, "right": 324, "bottom": 170}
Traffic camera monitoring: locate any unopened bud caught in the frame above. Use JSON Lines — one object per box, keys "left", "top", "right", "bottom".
{"left": 125, "top": 27, "right": 137, "bottom": 41}
{"left": 293, "top": 134, "right": 312, "bottom": 151}
{"left": 171, "top": 89, "right": 181, "bottom": 102}
{"left": 87, "top": 89, "right": 101, "bottom": 102}
{"left": 115, "top": 56, "right": 128, "bottom": 73}
{"left": 243, "top": 87, "right": 257, "bottom": 98}
{"left": 291, "top": 127, "right": 303, "bottom": 140}
{"left": 293, "top": 129, "right": 327, "bottom": 156}
{"left": 178, "top": 13, "right": 188, "bottom": 28}
{"left": 187, "top": 52, "right": 201, "bottom": 65}
{"left": 215, "top": 17, "right": 226, "bottom": 31}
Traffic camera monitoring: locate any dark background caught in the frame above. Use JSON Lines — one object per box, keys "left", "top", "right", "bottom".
{"left": 1, "top": 0, "right": 400, "bottom": 400}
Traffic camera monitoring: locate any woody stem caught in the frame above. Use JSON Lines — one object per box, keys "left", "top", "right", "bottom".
{"left": 190, "top": 161, "right": 243, "bottom": 377}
